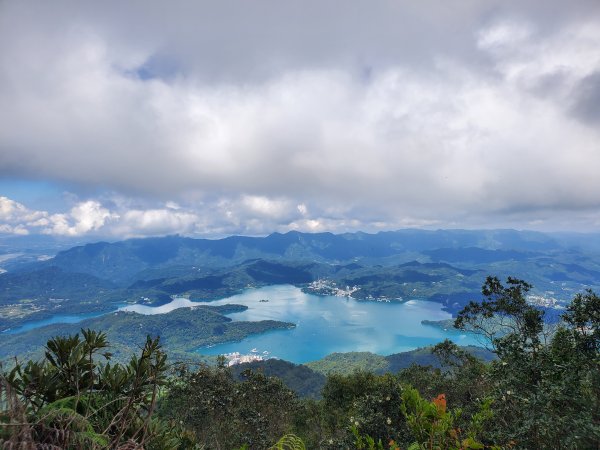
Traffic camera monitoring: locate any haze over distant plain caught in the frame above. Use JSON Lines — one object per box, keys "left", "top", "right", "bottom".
{"left": 1, "top": 0, "right": 600, "bottom": 238}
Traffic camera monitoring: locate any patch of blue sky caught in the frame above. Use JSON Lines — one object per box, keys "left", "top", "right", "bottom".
{"left": 123, "top": 54, "right": 181, "bottom": 82}
{"left": 0, "top": 178, "right": 68, "bottom": 212}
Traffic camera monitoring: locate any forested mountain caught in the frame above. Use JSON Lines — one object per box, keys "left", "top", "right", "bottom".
{"left": 2, "top": 229, "right": 600, "bottom": 336}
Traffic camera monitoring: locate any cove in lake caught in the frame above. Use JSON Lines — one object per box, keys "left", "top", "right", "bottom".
{"left": 194, "top": 285, "right": 481, "bottom": 363}
{"left": 2, "top": 311, "right": 108, "bottom": 335}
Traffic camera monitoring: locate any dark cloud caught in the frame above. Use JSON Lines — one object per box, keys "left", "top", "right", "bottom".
{"left": 570, "top": 72, "right": 600, "bottom": 125}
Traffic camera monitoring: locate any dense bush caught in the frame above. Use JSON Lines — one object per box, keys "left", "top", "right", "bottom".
{"left": 159, "top": 363, "right": 299, "bottom": 449}
{"left": 0, "top": 331, "right": 197, "bottom": 449}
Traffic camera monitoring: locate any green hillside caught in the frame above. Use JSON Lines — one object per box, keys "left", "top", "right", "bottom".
{"left": 305, "top": 346, "right": 496, "bottom": 376}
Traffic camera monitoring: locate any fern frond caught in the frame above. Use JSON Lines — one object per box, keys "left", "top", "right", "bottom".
{"left": 269, "top": 433, "right": 306, "bottom": 450}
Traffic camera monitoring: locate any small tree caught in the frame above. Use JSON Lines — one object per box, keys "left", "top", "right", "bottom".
{"left": 455, "top": 277, "right": 600, "bottom": 448}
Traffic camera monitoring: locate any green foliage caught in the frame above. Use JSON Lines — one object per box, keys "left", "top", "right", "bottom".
{"left": 456, "top": 276, "right": 543, "bottom": 348}
{"left": 396, "top": 340, "right": 490, "bottom": 434}
{"left": 351, "top": 425, "right": 388, "bottom": 450}
{"left": 159, "top": 364, "right": 299, "bottom": 449}
{"left": 36, "top": 402, "right": 109, "bottom": 449}
{"left": 230, "top": 359, "right": 326, "bottom": 399}
{"left": 306, "top": 352, "right": 390, "bottom": 375}
{"left": 0, "top": 266, "right": 114, "bottom": 305}
{"left": 305, "top": 346, "right": 495, "bottom": 377}
{"left": 0, "top": 329, "right": 193, "bottom": 449}
{"left": 319, "top": 371, "right": 408, "bottom": 447}
{"left": 563, "top": 289, "right": 600, "bottom": 354}
{"left": 269, "top": 433, "right": 307, "bottom": 450}
{"left": 143, "top": 417, "right": 203, "bottom": 450}
{"left": 456, "top": 277, "right": 600, "bottom": 449}
{"left": 400, "top": 387, "right": 495, "bottom": 450}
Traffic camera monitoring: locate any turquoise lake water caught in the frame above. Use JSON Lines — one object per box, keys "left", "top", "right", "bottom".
{"left": 195, "top": 285, "right": 481, "bottom": 363}
{"left": 2, "top": 285, "right": 482, "bottom": 363}
{"left": 3, "top": 311, "right": 107, "bottom": 335}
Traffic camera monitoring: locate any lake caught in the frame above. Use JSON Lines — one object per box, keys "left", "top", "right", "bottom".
{"left": 3, "top": 285, "right": 482, "bottom": 363}
{"left": 194, "top": 285, "right": 481, "bottom": 363}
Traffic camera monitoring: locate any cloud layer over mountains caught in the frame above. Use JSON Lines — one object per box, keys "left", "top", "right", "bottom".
{"left": 1, "top": 1, "right": 600, "bottom": 237}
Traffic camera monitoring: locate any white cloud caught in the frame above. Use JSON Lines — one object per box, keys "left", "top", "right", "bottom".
{"left": 0, "top": 197, "right": 27, "bottom": 221}
{"left": 0, "top": 197, "right": 115, "bottom": 237}
{"left": 0, "top": 223, "right": 29, "bottom": 235}
{"left": 43, "top": 201, "right": 115, "bottom": 236}
{"left": 114, "top": 209, "right": 198, "bottom": 237}
{"left": 1, "top": 1, "right": 600, "bottom": 235}
{"left": 0, "top": 197, "right": 43, "bottom": 235}
{"left": 241, "top": 196, "right": 293, "bottom": 218}
{"left": 0, "top": 196, "right": 182, "bottom": 237}
{"left": 0, "top": 193, "right": 434, "bottom": 238}
{"left": 477, "top": 21, "right": 534, "bottom": 50}
{"left": 297, "top": 204, "right": 308, "bottom": 216}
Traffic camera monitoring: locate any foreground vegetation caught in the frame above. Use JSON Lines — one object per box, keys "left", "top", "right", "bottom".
{"left": 1, "top": 276, "right": 598, "bottom": 449}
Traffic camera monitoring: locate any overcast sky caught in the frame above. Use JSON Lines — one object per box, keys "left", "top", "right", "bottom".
{"left": 1, "top": 0, "right": 600, "bottom": 239}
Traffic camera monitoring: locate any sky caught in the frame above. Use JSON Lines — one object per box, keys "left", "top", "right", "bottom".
{"left": 1, "top": 0, "right": 600, "bottom": 239}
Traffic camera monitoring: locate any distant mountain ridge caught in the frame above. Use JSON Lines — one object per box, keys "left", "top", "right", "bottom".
{"left": 41, "top": 229, "right": 569, "bottom": 283}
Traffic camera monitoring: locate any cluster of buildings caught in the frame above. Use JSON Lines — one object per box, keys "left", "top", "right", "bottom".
{"left": 223, "top": 349, "right": 271, "bottom": 367}
{"left": 305, "top": 279, "right": 360, "bottom": 297}
{"left": 527, "top": 294, "right": 565, "bottom": 309}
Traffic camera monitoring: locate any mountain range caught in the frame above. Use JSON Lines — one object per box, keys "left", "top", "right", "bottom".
{"left": 1, "top": 229, "right": 600, "bottom": 349}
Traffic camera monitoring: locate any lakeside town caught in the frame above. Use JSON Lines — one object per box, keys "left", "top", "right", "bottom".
{"left": 223, "top": 349, "right": 272, "bottom": 366}
{"left": 304, "top": 279, "right": 360, "bottom": 298}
